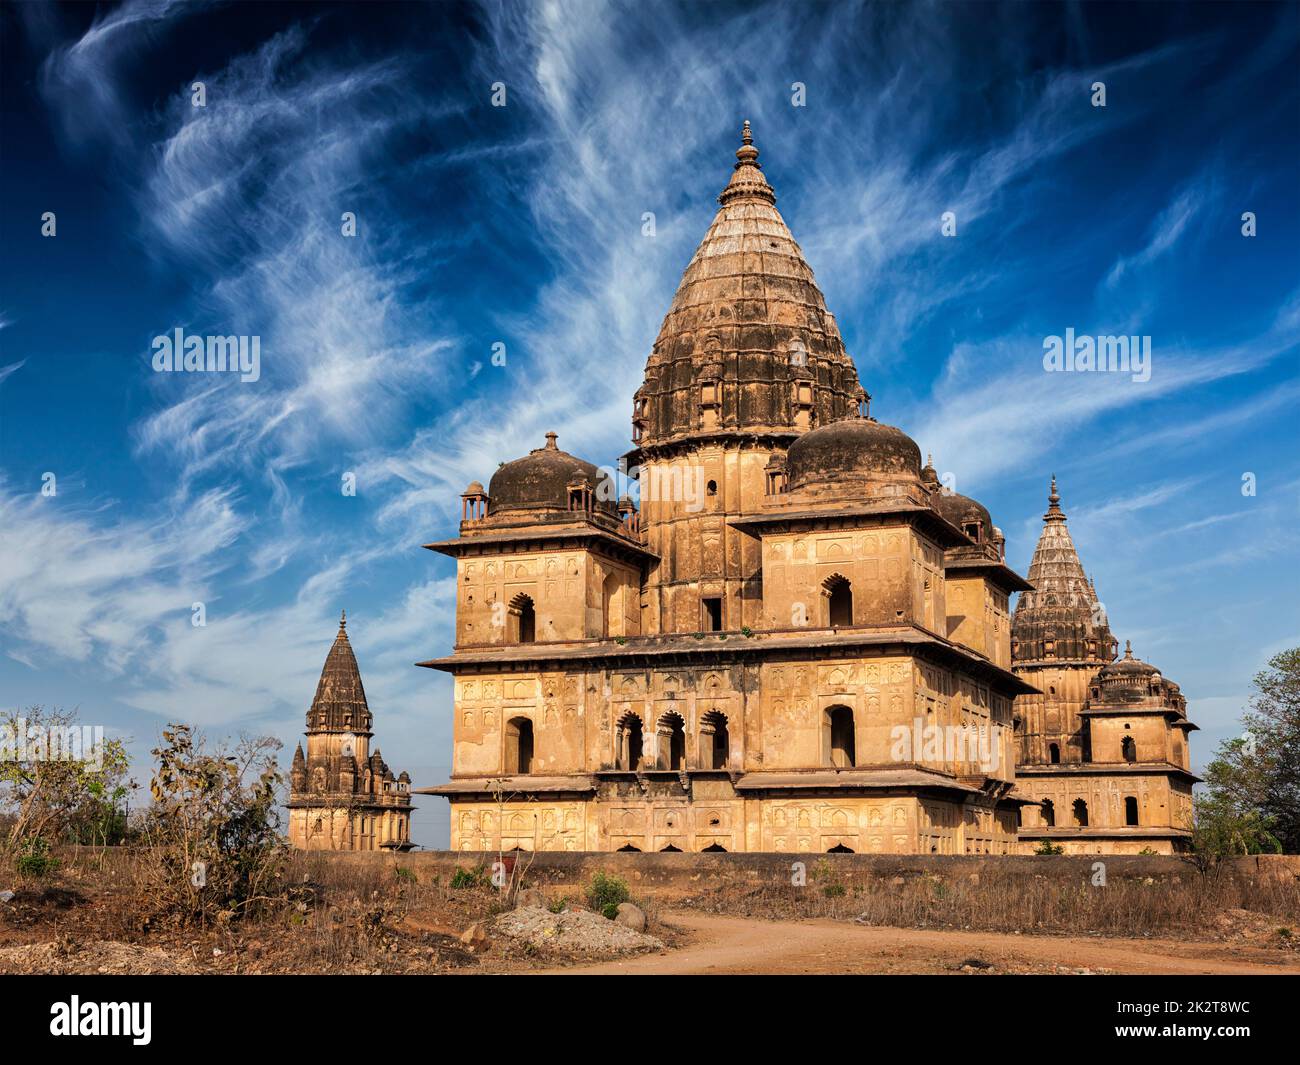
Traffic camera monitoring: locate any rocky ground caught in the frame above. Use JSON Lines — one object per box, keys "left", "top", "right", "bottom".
{"left": 1, "top": 854, "right": 1296, "bottom": 975}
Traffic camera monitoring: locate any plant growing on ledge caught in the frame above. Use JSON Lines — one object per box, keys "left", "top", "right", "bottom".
{"left": 1033, "top": 840, "right": 1065, "bottom": 855}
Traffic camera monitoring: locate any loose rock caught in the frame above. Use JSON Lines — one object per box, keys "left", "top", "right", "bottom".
{"left": 614, "top": 902, "right": 647, "bottom": 932}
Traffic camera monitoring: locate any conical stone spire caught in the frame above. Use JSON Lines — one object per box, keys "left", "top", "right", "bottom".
{"left": 1012, "top": 478, "right": 1116, "bottom": 665}
{"left": 632, "top": 121, "right": 865, "bottom": 450}
{"left": 307, "top": 609, "right": 372, "bottom": 733}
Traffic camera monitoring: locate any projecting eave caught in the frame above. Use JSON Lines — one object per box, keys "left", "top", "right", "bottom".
{"left": 423, "top": 524, "right": 657, "bottom": 563}
{"left": 622, "top": 429, "right": 804, "bottom": 470}
{"left": 943, "top": 557, "right": 1034, "bottom": 593}
{"left": 1019, "top": 826, "right": 1193, "bottom": 840}
{"left": 416, "top": 775, "right": 596, "bottom": 796}
{"left": 734, "top": 767, "right": 983, "bottom": 795}
{"left": 1080, "top": 705, "right": 1200, "bottom": 731}
{"left": 729, "top": 502, "right": 971, "bottom": 548}
{"left": 1016, "top": 761, "right": 1202, "bottom": 785}
{"left": 418, "top": 624, "right": 1038, "bottom": 695}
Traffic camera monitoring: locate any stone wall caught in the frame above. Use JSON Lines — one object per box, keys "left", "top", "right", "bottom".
{"left": 313, "top": 849, "right": 1299, "bottom": 898}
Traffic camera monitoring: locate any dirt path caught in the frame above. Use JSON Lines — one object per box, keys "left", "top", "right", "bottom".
{"left": 536, "top": 912, "right": 1300, "bottom": 975}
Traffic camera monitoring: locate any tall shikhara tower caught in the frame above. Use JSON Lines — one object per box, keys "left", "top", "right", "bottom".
{"left": 420, "top": 124, "right": 1036, "bottom": 855}
{"left": 1010, "top": 477, "right": 1117, "bottom": 765}
{"left": 629, "top": 120, "right": 868, "bottom": 635}
{"left": 288, "top": 612, "right": 414, "bottom": 851}
{"left": 1012, "top": 481, "right": 1198, "bottom": 853}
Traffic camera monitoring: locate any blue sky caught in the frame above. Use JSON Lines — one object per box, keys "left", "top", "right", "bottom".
{"left": 1, "top": 0, "right": 1297, "bottom": 848}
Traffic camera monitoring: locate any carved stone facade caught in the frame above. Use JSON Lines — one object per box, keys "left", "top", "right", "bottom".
{"left": 288, "top": 613, "right": 414, "bottom": 851}
{"left": 420, "top": 124, "right": 1041, "bottom": 854}
{"left": 1011, "top": 483, "right": 1198, "bottom": 854}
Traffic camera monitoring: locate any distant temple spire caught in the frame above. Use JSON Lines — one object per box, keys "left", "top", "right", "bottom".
{"left": 1013, "top": 476, "right": 1116, "bottom": 665}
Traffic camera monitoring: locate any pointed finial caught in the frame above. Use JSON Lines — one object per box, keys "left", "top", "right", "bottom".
{"left": 339, "top": 608, "right": 347, "bottom": 632}
{"left": 927, "top": 452, "right": 933, "bottom": 466}
{"left": 1124, "top": 639, "right": 1133, "bottom": 658}
{"left": 544, "top": 431, "right": 558, "bottom": 450}
{"left": 720, "top": 118, "right": 773, "bottom": 204}
{"left": 1044, "top": 474, "right": 1065, "bottom": 521}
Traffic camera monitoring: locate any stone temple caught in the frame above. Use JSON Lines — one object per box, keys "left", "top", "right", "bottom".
{"left": 416, "top": 123, "right": 1196, "bottom": 855}
{"left": 1011, "top": 480, "right": 1198, "bottom": 853}
{"left": 288, "top": 612, "right": 415, "bottom": 851}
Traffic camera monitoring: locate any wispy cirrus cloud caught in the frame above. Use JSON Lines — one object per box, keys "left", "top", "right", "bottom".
{"left": 0, "top": 481, "right": 242, "bottom": 669}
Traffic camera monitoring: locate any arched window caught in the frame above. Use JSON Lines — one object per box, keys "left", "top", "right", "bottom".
{"left": 1121, "top": 736, "right": 1136, "bottom": 763}
{"left": 617, "top": 843, "right": 641, "bottom": 852}
{"left": 505, "top": 717, "right": 534, "bottom": 774}
{"left": 616, "top": 713, "right": 643, "bottom": 771}
{"left": 1041, "top": 799, "right": 1055, "bottom": 827}
{"left": 701, "top": 843, "right": 728, "bottom": 852}
{"left": 657, "top": 712, "right": 686, "bottom": 770}
{"left": 827, "top": 843, "right": 854, "bottom": 853}
{"left": 825, "top": 705, "right": 856, "bottom": 768}
{"left": 1072, "top": 798, "right": 1088, "bottom": 827}
{"left": 700, "top": 710, "right": 729, "bottom": 770}
{"left": 1125, "top": 796, "right": 1139, "bottom": 826}
{"left": 508, "top": 593, "right": 536, "bottom": 643}
{"left": 824, "top": 574, "right": 852, "bottom": 627}
{"left": 659, "top": 844, "right": 682, "bottom": 852}
{"left": 1048, "top": 742, "right": 1061, "bottom": 764}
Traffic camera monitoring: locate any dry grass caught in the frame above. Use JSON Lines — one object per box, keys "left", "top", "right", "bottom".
{"left": 4, "top": 849, "right": 1298, "bottom": 973}
{"left": 676, "top": 863, "right": 1300, "bottom": 938}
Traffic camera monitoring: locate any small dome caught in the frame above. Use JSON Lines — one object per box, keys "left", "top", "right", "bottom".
{"left": 488, "top": 432, "right": 615, "bottom": 516}
{"left": 935, "top": 490, "right": 993, "bottom": 540}
{"left": 1098, "top": 641, "right": 1158, "bottom": 679}
{"left": 463, "top": 480, "right": 485, "bottom": 495}
{"left": 785, "top": 417, "right": 922, "bottom": 492}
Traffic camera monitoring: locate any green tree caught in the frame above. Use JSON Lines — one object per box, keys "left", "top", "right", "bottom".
{"left": 1200, "top": 648, "right": 1300, "bottom": 854}
{"left": 1188, "top": 792, "right": 1280, "bottom": 869}
{"left": 0, "top": 706, "right": 136, "bottom": 864}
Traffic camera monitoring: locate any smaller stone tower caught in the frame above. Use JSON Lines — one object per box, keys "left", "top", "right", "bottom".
{"left": 287, "top": 611, "right": 414, "bottom": 850}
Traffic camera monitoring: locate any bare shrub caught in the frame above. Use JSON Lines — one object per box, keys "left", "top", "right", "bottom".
{"left": 137, "top": 725, "right": 289, "bottom": 926}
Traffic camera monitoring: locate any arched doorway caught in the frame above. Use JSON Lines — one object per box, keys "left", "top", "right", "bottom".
{"left": 505, "top": 717, "right": 534, "bottom": 774}
{"left": 1124, "top": 796, "right": 1139, "bottom": 826}
{"left": 657, "top": 712, "right": 686, "bottom": 770}
{"left": 824, "top": 705, "right": 856, "bottom": 768}
{"left": 616, "top": 713, "right": 643, "bottom": 771}
{"left": 1072, "top": 798, "right": 1089, "bottom": 827}
{"left": 824, "top": 574, "right": 852, "bottom": 627}
{"left": 700, "top": 710, "right": 729, "bottom": 770}
{"left": 1122, "top": 736, "right": 1136, "bottom": 763}
{"left": 508, "top": 593, "right": 536, "bottom": 643}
